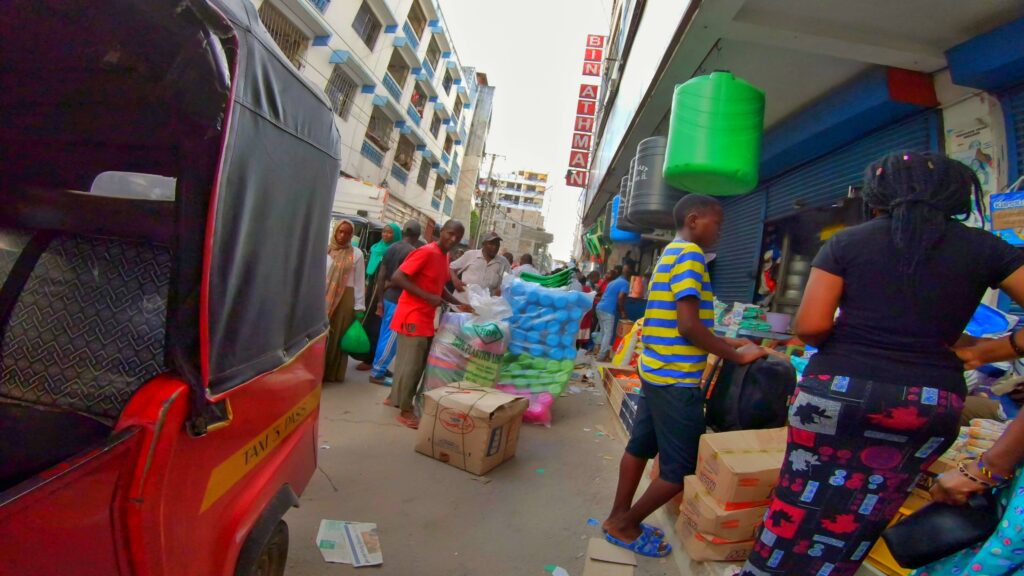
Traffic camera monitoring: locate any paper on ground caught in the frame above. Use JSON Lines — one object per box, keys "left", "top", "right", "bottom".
{"left": 316, "top": 520, "right": 383, "bottom": 567}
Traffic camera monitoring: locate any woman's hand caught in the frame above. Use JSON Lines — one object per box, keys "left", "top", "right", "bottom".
{"left": 930, "top": 461, "right": 992, "bottom": 505}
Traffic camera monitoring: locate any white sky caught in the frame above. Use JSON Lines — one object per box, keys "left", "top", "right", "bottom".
{"left": 437, "top": 0, "right": 613, "bottom": 261}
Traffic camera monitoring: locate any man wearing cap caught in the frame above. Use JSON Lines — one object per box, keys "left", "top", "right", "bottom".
{"left": 369, "top": 220, "right": 424, "bottom": 385}
{"left": 449, "top": 231, "right": 511, "bottom": 302}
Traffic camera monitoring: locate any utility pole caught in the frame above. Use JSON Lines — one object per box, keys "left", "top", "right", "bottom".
{"left": 474, "top": 152, "right": 504, "bottom": 247}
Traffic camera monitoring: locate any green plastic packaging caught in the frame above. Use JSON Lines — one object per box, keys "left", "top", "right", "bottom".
{"left": 340, "top": 318, "right": 370, "bottom": 354}
{"left": 664, "top": 71, "right": 765, "bottom": 196}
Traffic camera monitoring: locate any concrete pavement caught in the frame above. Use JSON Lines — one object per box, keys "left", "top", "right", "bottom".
{"left": 284, "top": 364, "right": 682, "bottom": 576}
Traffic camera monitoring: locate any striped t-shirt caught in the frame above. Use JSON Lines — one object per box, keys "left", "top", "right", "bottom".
{"left": 638, "top": 240, "right": 715, "bottom": 387}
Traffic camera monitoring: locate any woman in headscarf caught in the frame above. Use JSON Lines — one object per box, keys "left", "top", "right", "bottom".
{"left": 355, "top": 222, "right": 401, "bottom": 371}
{"left": 325, "top": 220, "right": 366, "bottom": 383}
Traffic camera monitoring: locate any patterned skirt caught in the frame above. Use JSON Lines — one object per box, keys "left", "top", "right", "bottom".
{"left": 741, "top": 374, "right": 962, "bottom": 576}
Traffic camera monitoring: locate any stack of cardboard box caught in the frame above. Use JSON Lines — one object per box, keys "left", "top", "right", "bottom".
{"left": 676, "top": 427, "right": 787, "bottom": 563}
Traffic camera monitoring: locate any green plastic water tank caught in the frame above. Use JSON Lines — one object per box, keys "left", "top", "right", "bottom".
{"left": 664, "top": 71, "right": 765, "bottom": 196}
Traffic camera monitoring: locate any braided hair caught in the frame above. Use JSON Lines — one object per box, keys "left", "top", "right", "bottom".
{"left": 862, "top": 152, "right": 983, "bottom": 275}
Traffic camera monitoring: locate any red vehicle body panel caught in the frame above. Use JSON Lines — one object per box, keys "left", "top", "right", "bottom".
{"left": 0, "top": 338, "right": 325, "bottom": 576}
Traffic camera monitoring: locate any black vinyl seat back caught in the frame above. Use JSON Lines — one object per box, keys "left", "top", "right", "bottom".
{"left": 0, "top": 231, "right": 172, "bottom": 422}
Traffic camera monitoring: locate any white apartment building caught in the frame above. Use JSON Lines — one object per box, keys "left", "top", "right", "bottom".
{"left": 482, "top": 170, "right": 554, "bottom": 261}
{"left": 251, "top": 0, "right": 479, "bottom": 227}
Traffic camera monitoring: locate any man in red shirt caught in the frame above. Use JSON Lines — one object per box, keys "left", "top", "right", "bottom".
{"left": 387, "top": 220, "right": 467, "bottom": 428}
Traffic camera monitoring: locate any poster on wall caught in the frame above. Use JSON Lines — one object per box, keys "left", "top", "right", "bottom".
{"left": 948, "top": 124, "right": 996, "bottom": 230}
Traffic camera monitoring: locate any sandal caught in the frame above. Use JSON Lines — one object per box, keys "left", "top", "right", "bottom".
{"left": 604, "top": 528, "right": 672, "bottom": 558}
{"left": 396, "top": 414, "right": 420, "bottom": 429}
{"left": 602, "top": 523, "right": 664, "bottom": 539}
{"left": 642, "top": 523, "right": 665, "bottom": 539}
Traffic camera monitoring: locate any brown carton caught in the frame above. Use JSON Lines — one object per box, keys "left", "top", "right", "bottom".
{"left": 581, "top": 538, "right": 637, "bottom": 576}
{"left": 681, "top": 475, "right": 766, "bottom": 541}
{"left": 415, "top": 383, "right": 528, "bottom": 475}
{"left": 676, "top": 514, "right": 754, "bottom": 562}
{"left": 696, "top": 427, "right": 787, "bottom": 510}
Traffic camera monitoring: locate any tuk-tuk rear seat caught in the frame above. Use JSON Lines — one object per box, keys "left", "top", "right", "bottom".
{"left": 0, "top": 228, "right": 171, "bottom": 491}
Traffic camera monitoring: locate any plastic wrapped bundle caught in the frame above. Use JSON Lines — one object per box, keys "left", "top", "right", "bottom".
{"left": 423, "top": 287, "right": 512, "bottom": 390}
{"left": 498, "top": 278, "right": 596, "bottom": 424}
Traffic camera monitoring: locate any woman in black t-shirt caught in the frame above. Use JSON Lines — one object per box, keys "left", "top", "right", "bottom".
{"left": 742, "top": 152, "right": 1024, "bottom": 576}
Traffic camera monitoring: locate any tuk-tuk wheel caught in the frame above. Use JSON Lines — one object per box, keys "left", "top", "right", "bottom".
{"left": 250, "top": 520, "right": 288, "bottom": 576}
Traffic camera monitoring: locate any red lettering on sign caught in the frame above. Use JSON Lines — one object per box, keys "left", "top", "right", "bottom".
{"left": 585, "top": 48, "right": 603, "bottom": 62}
{"left": 571, "top": 133, "right": 592, "bottom": 151}
{"left": 574, "top": 116, "right": 594, "bottom": 133}
{"left": 569, "top": 150, "right": 590, "bottom": 168}
{"left": 582, "top": 62, "right": 602, "bottom": 76}
{"left": 577, "top": 100, "right": 597, "bottom": 116}
{"left": 587, "top": 35, "right": 606, "bottom": 48}
{"left": 566, "top": 170, "right": 588, "bottom": 188}
{"left": 579, "top": 84, "right": 599, "bottom": 99}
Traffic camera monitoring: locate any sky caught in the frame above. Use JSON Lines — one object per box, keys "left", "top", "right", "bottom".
{"left": 437, "top": 0, "right": 613, "bottom": 262}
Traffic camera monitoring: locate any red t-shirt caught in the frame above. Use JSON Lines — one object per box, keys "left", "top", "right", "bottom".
{"left": 391, "top": 242, "right": 450, "bottom": 337}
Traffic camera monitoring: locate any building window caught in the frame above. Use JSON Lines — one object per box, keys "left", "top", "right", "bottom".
{"left": 365, "top": 108, "right": 394, "bottom": 151}
{"left": 442, "top": 71, "right": 454, "bottom": 95}
{"left": 326, "top": 66, "right": 358, "bottom": 120}
{"left": 410, "top": 83, "right": 428, "bottom": 117}
{"left": 352, "top": 1, "right": 382, "bottom": 50}
{"left": 257, "top": 2, "right": 310, "bottom": 69}
{"left": 417, "top": 161, "right": 432, "bottom": 188}
{"left": 426, "top": 37, "right": 442, "bottom": 69}
{"left": 407, "top": 0, "right": 427, "bottom": 39}
{"left": 433, "top": 174, "right": 446, "bottom": 203}
{"left": 395, "top": 136, "right": 415, "bottom": 171}
{"left": 430, "top": 113, "right": 442, "bottom": 138}
{"left": 453, "top": 95, "right": 464, "bottom": 121}
{"left": 443, "top": 134, "right": 454, "bottom": 154}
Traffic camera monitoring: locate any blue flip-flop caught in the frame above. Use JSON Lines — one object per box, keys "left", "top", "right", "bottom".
{"left": 641, "top": 523, "right": 665, "bottom": 539}
{"left": 604, "top": 527, "right": 672, "bottom": 558}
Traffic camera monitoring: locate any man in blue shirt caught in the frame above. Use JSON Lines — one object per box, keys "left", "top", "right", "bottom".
{"left": 595, "top": 264, "right": 632, "bottom": 361}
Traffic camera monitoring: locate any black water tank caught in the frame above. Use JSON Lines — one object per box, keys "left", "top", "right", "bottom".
{"left": 629, "top": 136, "right": 688, "bottom": 229}
{"left": 614, "top": 174, "right": 647, "bottom": 231}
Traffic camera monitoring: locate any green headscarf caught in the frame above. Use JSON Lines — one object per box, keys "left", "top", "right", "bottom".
{"left": 366, "top": 222, "right": 401, "bottom": 277}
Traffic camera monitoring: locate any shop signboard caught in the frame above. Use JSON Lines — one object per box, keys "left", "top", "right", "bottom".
{"left": 566, "top": 35, "right": 605, "bottom": 188}
{"left": 991, "top": 191, "right": 1024, "bottom": 246}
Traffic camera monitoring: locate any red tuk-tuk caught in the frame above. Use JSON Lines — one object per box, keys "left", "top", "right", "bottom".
{"left": 0, "top": 0, "right": 340, "bottom": 574}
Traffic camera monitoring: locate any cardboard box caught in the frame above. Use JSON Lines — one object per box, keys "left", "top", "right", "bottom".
{"left": 676, "top": 514, "right": 754, "bottom": 562}
{"left": 581, "top": 538, "right": 637, "bottom": 576}
{"left": 681, "top": 476, "right": 766, "bottom": 541}
{"left": 416, "top": 383, "right": 528, "bottom": 475}
{"left": 696, "top": 427, "right": 786, "bottom": 510}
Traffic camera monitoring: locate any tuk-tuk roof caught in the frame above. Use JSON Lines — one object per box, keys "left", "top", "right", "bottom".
{"left": 1, "top": 0, "right": 341, "bottom": 403}
{"left": 201, "top": 0, "right": 342, "bottom": 396}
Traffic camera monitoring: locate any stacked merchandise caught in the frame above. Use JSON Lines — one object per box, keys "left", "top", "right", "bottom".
{"left": 423, "top": 287, "right": 512, "bottom": 391}
{"left": 499, "top": 278, "right": 595, "bottom": 425}
{"left": 677, "top": 428, "right": 787, "bottom": 563}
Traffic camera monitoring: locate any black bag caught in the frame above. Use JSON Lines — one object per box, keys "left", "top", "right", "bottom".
{"left": 881, "top": 492, "right": 1000, "bottom": 569}
{"left": 705, "top": 356, "right": 796, "bottom": 432}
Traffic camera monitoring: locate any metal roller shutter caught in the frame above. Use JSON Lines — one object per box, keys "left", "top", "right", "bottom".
{"left": 711, "top": 187, "right": 767, "bottom": 304}
{"left": 1005, "top": 87, "right": 1024, "bottom": 184}
{"left": 998, "top": 86, "right": 1024, "bottom": 319}
{"left": 765, "top": 112, "right": 939, "bottom": 220}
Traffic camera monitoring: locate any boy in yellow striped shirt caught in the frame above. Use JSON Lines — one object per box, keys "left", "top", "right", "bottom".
{"left": 602, "top": 194, "right": 767, "bottom": 557}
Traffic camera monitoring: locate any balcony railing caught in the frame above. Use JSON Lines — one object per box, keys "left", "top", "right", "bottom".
{"left": 431, "top": 196, "right": 442, "bottom": 210}
{"left": 443, "top": 196, "right": 453, "bottom": 216}
{"left": 421, "top": 58, "right": 436, "bottom": 82}
{"left": 360, "top": 140, "right": 385, "bottom": 167}
{"left": 403, "top": 22, "right": 421, "bottom": 52}
{"left": 407, "top": 104, "right": 422, "bottom": 126}
{"left": 382, "top": 73, "right": 403, "bottom": 102}
{"left": 390, "top": 163, "right": 409, "bottom": 185}
{"left": 441, "top": 151, "right": 451, "bottom": 166}
{"left": 309, "top": 0, "right": 330, "bottom": 13}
